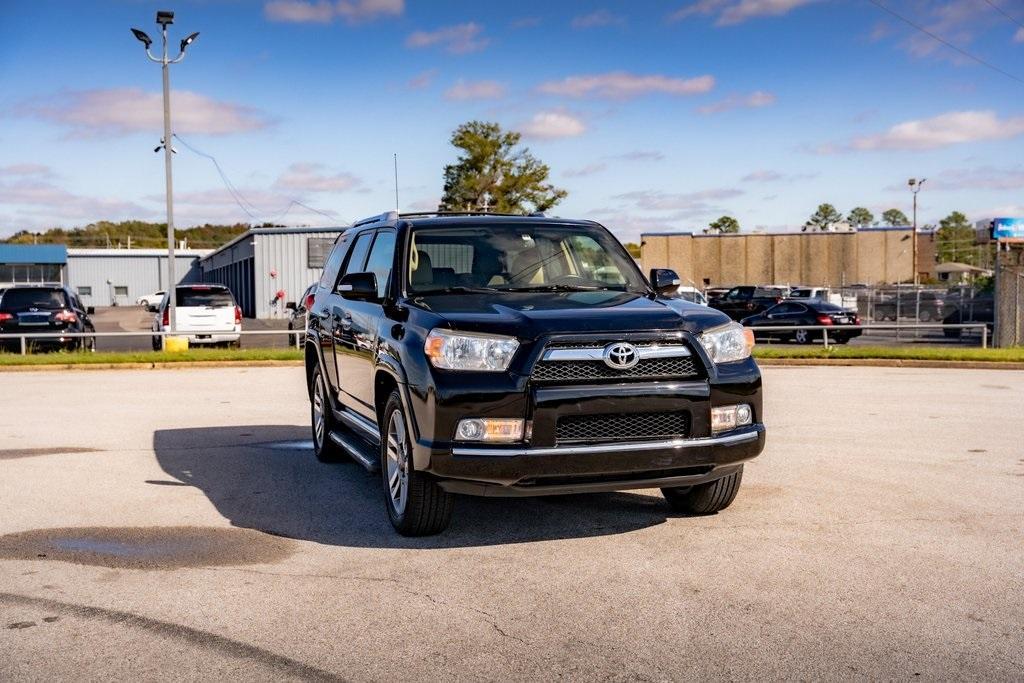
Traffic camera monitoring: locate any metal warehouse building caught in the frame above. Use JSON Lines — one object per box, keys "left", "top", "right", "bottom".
{"left": 198, "top": 226, "right": 345, "bottom": 319}
{"left": 66, "top": 249, "right": 209, "bottom": 307}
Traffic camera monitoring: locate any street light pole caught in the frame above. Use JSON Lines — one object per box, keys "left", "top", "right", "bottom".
{"left": 908, "top": 178, "right": 926, "bottom": 286}
{"left": 132, "top": 12, "right": 199, "bottom": 338}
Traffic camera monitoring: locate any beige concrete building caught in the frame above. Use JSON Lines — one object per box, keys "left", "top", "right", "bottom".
{"left": 640, "top": 228, "right": 936, "bottom": 287}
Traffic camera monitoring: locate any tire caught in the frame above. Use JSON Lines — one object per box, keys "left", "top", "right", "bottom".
{"left": 310, "top": 364, "right": 347, "bottom": 463}
{"left": 919, "top": 310, "right": 933, "bottom": 322}
{"left": 381, "top": 391, "right": 453, "bottom": 536}
{"left": 662, "top": 467, "right": 744, "bottom": 515}
{"left": 152, "top": 335, "right": 161, "bottom": 351}
{"left": 943, "top": 326, "right": 962, "bottom": 339}
{"left": 793, "top": 328, "right": 812, "bottom": 345}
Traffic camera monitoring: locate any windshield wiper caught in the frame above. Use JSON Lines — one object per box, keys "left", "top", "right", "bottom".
{"left": 415, "top": 285, "right": 499, "bottom": 295}
{"left": 502, "top": 284, "right": 613, "bottom": 292}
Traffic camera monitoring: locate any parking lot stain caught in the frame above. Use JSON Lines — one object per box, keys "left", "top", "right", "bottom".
{"left": 0, "top": 447, "right": 101, "bottom": 461}
{"left": 968, "top": 449, "right": 987, "bottom": 453}
{"left": 144, "top": 479, "right": 192, "bottom": 486}
{"left": 7, "top": 621, "right": 36, "bottom": 629}
{"left": 0, "top": 527, "right": 294, "bottom": 570}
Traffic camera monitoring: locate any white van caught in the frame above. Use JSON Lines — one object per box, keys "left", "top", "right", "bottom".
{"left": 151, "top": 284, "right": 242, "bottom": 349}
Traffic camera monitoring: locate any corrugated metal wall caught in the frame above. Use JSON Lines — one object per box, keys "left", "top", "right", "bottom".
{"left": 254, "top": 230, "right": 344, "bottom": 319}
{"left": 66, "top": 251, "right": 204, "bottom": 307}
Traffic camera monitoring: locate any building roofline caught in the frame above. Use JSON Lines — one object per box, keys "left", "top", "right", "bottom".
{"left": 197, "top": 226, "right": 347, "bottom": 263}
{"left": 67, "top": 248, "right": 212, "bottom": 257}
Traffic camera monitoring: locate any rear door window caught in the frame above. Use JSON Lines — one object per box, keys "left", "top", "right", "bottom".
{"left": 176, "top": 287, "right": 235, "bottom": 307}
{"left": 337, "top": 231, "right": 374, "bottom": 285}
{"left": 319, "top": 234, "right": 349, "bottom": 287}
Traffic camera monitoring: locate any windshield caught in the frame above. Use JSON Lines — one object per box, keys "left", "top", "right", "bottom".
{"left": 0, "top": 288, "right": 67, "bottom": 311}
{"left": 406, "top": 223, "right": 647, "bottom": 295}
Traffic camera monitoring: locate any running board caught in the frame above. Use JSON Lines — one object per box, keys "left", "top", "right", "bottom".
{"left": 328, "top": 430, "right": 380, "bottom": 472}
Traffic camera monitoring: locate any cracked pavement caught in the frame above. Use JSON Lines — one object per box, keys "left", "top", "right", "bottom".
{"left": 1, "top": 366, "right": 1022, "bottom": 680}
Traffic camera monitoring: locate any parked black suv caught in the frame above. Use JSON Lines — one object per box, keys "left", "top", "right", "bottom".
{"left": 304, "top": 212, "right": 765, "bottom": 535}
{"left": 0, "top": 284, "right": 96, "bottom": 352}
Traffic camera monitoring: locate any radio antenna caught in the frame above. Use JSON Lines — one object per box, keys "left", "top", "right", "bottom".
{"left": 393, "top": 153, "right": 399, "bottom": 210}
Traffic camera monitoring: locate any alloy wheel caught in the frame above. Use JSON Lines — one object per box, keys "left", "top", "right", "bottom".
{"left": 312, "top": 375, "right": 325, "bottom": 448}
{"left": 386, "top": 410, "right": 410, "bottom": 515}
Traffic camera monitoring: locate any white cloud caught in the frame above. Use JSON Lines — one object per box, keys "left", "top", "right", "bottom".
{"left": 742, "top": 169, "right": 817, "bottom": 182}
{"left": 612, "top": 188, "right": 743, "bottom": 211}
{"left": 407, "top": 69, "right": 437, "bottom": 90}
{"left": 1016, "top": 27, "right": 1024, "bottom": 43}
{"left": 274, "top": 163, "right": 361, "bottom": 192}
{"left": 571, "top": 10, "right": 626, "bottom": 29}
{"left": 698, "top": 90, "right": 776, "bottom": 114}
{"left": 0, "top": 178, "right": 150, "bottom": 230}
{"left": 849, "top": 110, "right": 1024, "bottom": 151}
{"left": 0, "top": 164, "right": 52, "bottom": 178}
{"left": 610, "top": 150, "right": 666, "bottom": 162}
{"left": 564, "top": 163, "right": 608, "bottom": 177}
{"left": 888, "top": 166, "right": 1024, "bottom": 192}
{"left": 669, "top": 0, "right": 819, "bottom": 26}
{"left": 443, "top": 79, "right": 507, "bottom": 101}
{"left": 516, "top": 110, "right": 587, "bottom": 140}
{"left": 405, "top": 23, "right": 488, "bottom": 54}
{"left": 537, "top": 71, "right": 715, "bottom": 99}
{"left": 264, "top": 0, "right": 403, "bottom": 24}
{"left": 18, "top": 88, "right": 270, "bottom": 137}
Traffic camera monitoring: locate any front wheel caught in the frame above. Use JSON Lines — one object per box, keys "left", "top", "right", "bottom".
{"left": 381, "top": 391, "right": 453, "bottom": 536}
{"left": 662, "top": 467, "right": 743, "bottom": 515}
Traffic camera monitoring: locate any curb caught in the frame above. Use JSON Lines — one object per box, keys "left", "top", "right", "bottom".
{"left": 757, "top": 358, "right": 1024, "bottom": 370}
{"left": 0, "top": 360, "right": 305, "bottom": 372}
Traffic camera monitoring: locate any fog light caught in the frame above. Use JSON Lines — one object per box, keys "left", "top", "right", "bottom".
{"left": 455, "top": 418, "right": 524, "bottom": 442}
{"left": 711, "top": 404, "right": 753, "bottom": 433}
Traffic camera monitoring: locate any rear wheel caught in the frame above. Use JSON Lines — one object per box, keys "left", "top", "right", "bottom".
{"left": 662, "top": 467, "right": 743, "bottom": 515}
{"left": 793, "top": 328, "right": 812, "bottom": 344}
{"left": 382, "top": 391, "right": 453, "bottom": 536}
{"left": 311, "top": 364, "right": 347, "bottom": 463}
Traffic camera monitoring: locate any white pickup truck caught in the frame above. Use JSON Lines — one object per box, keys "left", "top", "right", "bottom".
{"left": 788, "top": 286, "right": 857, "bottom": 311}
{"left": 151, "top": 284, "right": 242, "bottom": 349}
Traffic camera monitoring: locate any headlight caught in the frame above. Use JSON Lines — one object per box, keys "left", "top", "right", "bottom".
{"left": 424, "top": 329, "right": 520, "bottom": 371}
{"left": 699, "top": 322, "right": 754, "bottom": 364}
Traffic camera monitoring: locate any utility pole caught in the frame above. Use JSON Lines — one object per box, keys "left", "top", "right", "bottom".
{"left": 908, "top": 178, "right": 926, "bottom": 285}
{"left": 131, "top": 11, "right": 199, "bottom": 336}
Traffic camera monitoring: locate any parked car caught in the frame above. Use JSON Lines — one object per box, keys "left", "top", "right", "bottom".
{"left": 741, "top": 300, "right": 862, "bottom": 344}
{"left": 673, "top": 285, "right": 708, "bottom": 306}
{"left": 303, "top": 211, "right": 765, "bottom": 536}
{"left": 871, "top": 290, "right": 946, "bottom": 322}
{"left": 704, "top": 287, "right": 732, "bottom": 302}
{"left": 942, "top": 289, "right": 994, "bottom": 338}
{"left": 136, "top": 290, "right": 165, "bottom": 312}
{"left": 151, "top": 284, "right": 242, "bottom": 350}
{"left": 286, "top": 283, "right": 317, "bottom": 344}
{"left": 709, "top": 285, "right": 787, "bottom": 321}
{"left": 0, "top": 284, "right": 96, "bottom": 352}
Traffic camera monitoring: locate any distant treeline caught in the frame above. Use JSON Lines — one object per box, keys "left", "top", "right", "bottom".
{"left": 0, "top": 220, "right": 285, "bottom": 249}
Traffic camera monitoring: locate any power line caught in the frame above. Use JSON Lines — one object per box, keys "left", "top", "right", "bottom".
{"left": 981, "top": 0, "right": 1024, "bottom": 30}
{"left": 172, "top": 134, "right": 342, "bottom": 224}
{"left": 866, "top": 0, "right": 1024, "bottom": 85}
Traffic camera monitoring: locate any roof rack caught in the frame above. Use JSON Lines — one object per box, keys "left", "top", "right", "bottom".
{"left": 398, "top": 211, "right": 545, "bottom": 219}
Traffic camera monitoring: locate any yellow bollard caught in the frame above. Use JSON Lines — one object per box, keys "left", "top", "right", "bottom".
{"left": 163, "top": 336, "right": 189, "bottom": 353}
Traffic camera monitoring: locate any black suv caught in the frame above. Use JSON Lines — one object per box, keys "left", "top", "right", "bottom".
{"left": 304, "top": 212, "right": 765, "bottom": 535}
{"left": 0, "top": 284, "right": 96, "bottom": 352}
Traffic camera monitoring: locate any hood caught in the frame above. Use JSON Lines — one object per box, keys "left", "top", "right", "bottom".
{"left": 411, "top": 291, "right": 731, "bottom": 340}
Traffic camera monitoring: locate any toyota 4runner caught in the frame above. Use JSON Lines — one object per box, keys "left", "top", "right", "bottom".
{"left": 304, "top": 212, "right": 765, "bottom": 535}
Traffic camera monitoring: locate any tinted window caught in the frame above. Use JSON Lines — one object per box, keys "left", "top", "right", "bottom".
{"left": 176, "top": 287, "right": 235, "bottom": 307}
{"left": 364, "top": 230, "right": 396, "bottom": 299}
{"left": 0, "top": 288, "right": 67, "bottom": 311}
{"left": 319, "top": 237, "right": 348, "bottom": 287}
{"left": 339, "top": 231, "right": 374, "bottom": 284}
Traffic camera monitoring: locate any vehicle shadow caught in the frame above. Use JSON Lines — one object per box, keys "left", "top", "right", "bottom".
{"left": 153, "top": 425, "right": 673, "bottom": 549}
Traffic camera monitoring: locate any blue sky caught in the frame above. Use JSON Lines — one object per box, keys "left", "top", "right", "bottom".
{"left": 1, "top": 0, "right": 1023, "bottom": 242}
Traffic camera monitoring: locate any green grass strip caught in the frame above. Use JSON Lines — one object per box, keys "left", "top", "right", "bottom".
{"left": 753, "top": 345, "right": 1024, "bottom": 363}
{"left": 0, "top": 347, "right": 304, "bottom": 366}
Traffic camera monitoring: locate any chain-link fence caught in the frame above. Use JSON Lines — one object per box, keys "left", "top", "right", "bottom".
{"left": 837, "top": 284, "right": 992, "bottom": 343}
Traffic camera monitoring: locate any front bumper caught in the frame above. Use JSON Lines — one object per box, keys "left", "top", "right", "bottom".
{"left": 426, "top": 425, "right": 765, "bottom": 496}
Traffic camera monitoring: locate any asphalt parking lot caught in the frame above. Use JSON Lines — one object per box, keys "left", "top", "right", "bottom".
{"left": 1, "top": 366, "right": 1021, "bottom": 680}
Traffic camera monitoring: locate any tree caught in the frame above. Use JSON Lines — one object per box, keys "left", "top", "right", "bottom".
{"left": 623, "top": 242, "right": 642, "bottom": 259}
{"left": 707, "top": 215, "right": 740, "bottom": 234}
{"left": 439, "top": 121, "right": 567, "bottom": 214}
{"left": 803, "top": 203, "right": 843, "bottom": 232}
{"left": 936, "top": 211, "right": 977, "bottom": 265}
{"left": 847, "top": 207, "right": 874, "bottom": 229}
{"left": 882, "top": 208, "right": 909, "bottom": 226}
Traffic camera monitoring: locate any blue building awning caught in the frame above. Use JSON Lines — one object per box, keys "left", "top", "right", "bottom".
{"left": 0, "top": 244, "right": 68, "bottom": 264}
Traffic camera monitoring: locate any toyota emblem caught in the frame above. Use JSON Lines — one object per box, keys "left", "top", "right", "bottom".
{"left": 603, "top": 342, "right": 639, "bottom": 370}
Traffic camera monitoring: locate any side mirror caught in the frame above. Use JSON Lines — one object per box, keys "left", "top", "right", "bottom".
{"left": 649, "top": 268, "right": 681, "bottom": 297}
{"left": 336, "top": 272, "right": 379, "bottom": 301}
{"left": 86, "top": 306, "right": 96, "bottom": 315}
{"left": 285, "top": 301, "right": 297, "bottom": 311}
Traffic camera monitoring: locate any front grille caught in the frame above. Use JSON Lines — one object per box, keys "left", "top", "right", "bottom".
{"left": 532, "top": 356, "right": 698, "bottom": 383}
{"left": 556, "top": 411, "right": 690, "bottom": 443}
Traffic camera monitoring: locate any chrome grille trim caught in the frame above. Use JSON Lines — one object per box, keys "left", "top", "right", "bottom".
{"left": 541, "top": 344, "right": 691, "bottom": 362}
